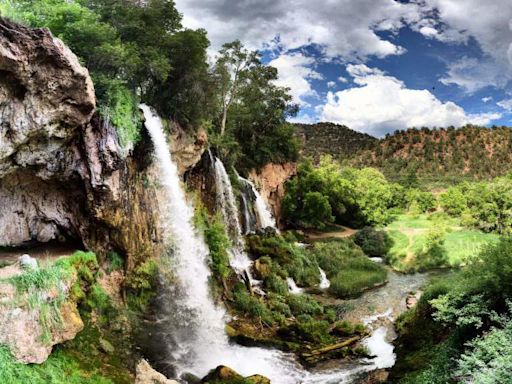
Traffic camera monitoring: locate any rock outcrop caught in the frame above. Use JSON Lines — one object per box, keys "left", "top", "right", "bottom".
{"left": 135, "top": 359, "right": 179, "bottom": 384}
{"left": 248, "top": 163, "right": 297, "bottom": 227}
{"left": 0, "top": 17, "right": 161, "bottom": 272}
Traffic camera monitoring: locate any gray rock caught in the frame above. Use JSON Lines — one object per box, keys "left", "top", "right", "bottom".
{"left": 18, "top": 254, "right": 38, "bottom": 270}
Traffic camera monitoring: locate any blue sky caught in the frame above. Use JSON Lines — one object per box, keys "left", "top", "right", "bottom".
{"left": 175, "top": 0, "right": 512, "bottom": 136}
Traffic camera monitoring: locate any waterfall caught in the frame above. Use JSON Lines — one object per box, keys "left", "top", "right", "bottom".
{"left": 319, "top": 268, "right": 331, "bottom": 289}
{"left": 140, "top": 104, "right": 384, "bottom": 384}
{"left": 287, "top": 278, "right": 305, "bottom": 294}
{"left": 237, "top": 174, "right": 278, "bottom": 231}
{"left": 212, "top": 155, "right": 252, "bottom": 272}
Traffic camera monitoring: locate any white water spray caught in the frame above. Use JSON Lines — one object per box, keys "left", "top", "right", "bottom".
{"left": 237, "top": 175, "right": 277, "bottom": 230}
{"left": 141, "top": 104, "right": 384, "bottom": 384}
{"left": 213, "top": 156, "right": 252, "bottom": 272}
{"left": 287, "top": 277, "right": 304, "bottom": 294}
{"left": 319, "top": 268, "right": 331, "bottom": 290}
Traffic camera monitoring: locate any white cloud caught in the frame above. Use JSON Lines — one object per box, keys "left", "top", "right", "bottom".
{"left": 175, "top": 0, "right": 423, "bottom": 59}
{"left": 338, "top": 76, "right": 348, "bottom": 83}
{"left": 420, "top": 0, "right": 512, "bottom": 91}
{"left": 319, "top": 65, "right": 501, "bottom": 136}
{"left": 497, "top": 99, "right": 512, "bottom": 110}
{"left": 327, "top": 81, "right": 336, "bottom": 88}
{"left": 268, "top": 53, "right": 322, "bottom": 105}
{"left": 482, "top": 96, "right": 493, "bottom": 103}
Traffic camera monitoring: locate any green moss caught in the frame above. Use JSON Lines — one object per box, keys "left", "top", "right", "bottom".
{"left": 0, "top": 345, "right": 114, "bottom": 384}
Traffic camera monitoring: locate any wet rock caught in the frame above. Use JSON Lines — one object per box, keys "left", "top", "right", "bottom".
{"left": 99, "top": 338, "right": 115, "bottom": 354}
{"left": 202, "top": 366, "right": 271, "bottom": 384}
{"left": 246, "top": 375, "right": 271, "bottom": 384}
{"left": 254, "top": 258, "right": 272, "bottom": 280}
{"left": 248, "top": 163, "right": 297, "bottom": 227}
{"left": 135, "top": 359, "right": 179, "bottom": 384}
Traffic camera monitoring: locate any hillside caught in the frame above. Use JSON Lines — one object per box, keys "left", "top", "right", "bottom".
{"left": 354, "top": 125, "right": 512, "bottom": 183}
{"left": 294, "top": 122, "right": 378, "bottom": 160}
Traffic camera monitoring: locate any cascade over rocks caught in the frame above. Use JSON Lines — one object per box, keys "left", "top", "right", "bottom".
{"left": 248, "top": 163, "right": 297, "bottom": 227}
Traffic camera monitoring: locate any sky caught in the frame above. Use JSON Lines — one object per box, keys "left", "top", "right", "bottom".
{"left": 174, "top": 0, "right": 512, "bottom": 137}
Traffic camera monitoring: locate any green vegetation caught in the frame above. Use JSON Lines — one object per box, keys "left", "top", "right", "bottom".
{"left": 1, "top": 1, "right": 299, "bottom": 166}
{"left": 355, "top": 125, "right": 512, "bottom": 184}
{"left": 0, "top": 346, "right": 113, "bottom": 384}
{"left": 392, "top": 238, "right": 512, "bottom": 383}
{"left": 439, "top": 175, "right": 512, "bottom": 234}
{"left": 282, "top": 156, "right": 404, "bottom": 229}
{"left": 310, "top": 241, "right": 387, "bottom": 298}
{"left": 385, "top": 213, "right": 500, "bottom": 272}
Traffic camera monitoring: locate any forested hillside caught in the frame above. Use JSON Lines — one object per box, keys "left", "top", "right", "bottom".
{"left": 354, "top": 125, "right": 512, "bottom": 183}
{"left": 295, "top": 122, "right": 377, "bottom": 160}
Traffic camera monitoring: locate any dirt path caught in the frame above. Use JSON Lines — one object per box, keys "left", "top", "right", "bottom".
{"left": 305, "top": 225, "right": 358, "bottom": 241}
{"left": 0, "top": 243, "right": 76, "bottom": 264}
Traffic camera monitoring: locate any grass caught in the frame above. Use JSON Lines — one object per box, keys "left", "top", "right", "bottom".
{"left": 1, "top": 251, "right": 100, "bottom": 344}
{"left": 310, "top": 240, "right": 388, "bottom": 298}
{"left": 385, "top": 213, "right": 500, "bottom": 272}
{"left": 0, "top": 346, "right": 114, "bottom": 384}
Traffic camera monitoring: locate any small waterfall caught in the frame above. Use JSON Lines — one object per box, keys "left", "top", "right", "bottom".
{"left": 287, "top": 277, "right": 304, "bottom": 294}
{"left": 212, "top": 155, "right": 252, "bottom": 272}
{"left": 237, "top": 174, "right": 278, "bottom": 231}
{"left": 319, "top": 268, "right": 331, "bottom": 289}
{"left": 141, "top": 104, "right": 388, "bottom": 384}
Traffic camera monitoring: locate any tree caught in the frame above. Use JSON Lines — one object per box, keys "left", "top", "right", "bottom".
{"left": 212, "top": 40, "right": 258, "bottom": 136}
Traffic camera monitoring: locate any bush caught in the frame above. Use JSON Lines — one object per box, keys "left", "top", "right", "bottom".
{"left": 287, "top": 294, "right": 323, "bottom": 317}
{"left": 354, "top": 227, "right": 392, "bottom": 256}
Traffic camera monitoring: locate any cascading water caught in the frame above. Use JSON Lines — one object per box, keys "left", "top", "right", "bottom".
{"left": 287, "top": 278, "right": 304, "bottom": 294}
{"left": 140, "top": 104, "right": 392, "bottom": 384}
{"left": 212, "top": 155, "right": 252, "bottom": 272}
{"left": 319, "top": 268, "right": 331, "bottom": 289}
{"left": 237, "top": 174, "right": 278, "bottom": 231}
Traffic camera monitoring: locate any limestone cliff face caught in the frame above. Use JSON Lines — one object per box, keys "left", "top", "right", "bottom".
{"left": 0, "top": 17, "right": 161, "bottom": 271}
{"left": 248, "top": 163, "right": 297, "bottom": 227}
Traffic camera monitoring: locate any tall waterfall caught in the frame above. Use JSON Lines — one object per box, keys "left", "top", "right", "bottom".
{"left": 237, "top": 174, "right": 278, "bottom": 230}
{"left": 212, "top": 155, "right": 252, "bottom": 272}
{"left": 141, "top": 104, "right": 382, "bottom": 384}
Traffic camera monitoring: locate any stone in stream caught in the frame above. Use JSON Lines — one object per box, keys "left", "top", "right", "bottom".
{"left": 135, "top": 359, "right": 179, "bottom": 384}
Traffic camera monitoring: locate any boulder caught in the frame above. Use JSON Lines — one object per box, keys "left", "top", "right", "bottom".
{"left": 0, "top": 263, "right": 83, "bottom": 363}
{"left": 135, "top": 359, "right": 179, "bottom": 384}
{"left": 201, "top": 365, "right": 271, "bottom": 384}
{"left": 19, "top": 254, "right": 38, "bottom": 270}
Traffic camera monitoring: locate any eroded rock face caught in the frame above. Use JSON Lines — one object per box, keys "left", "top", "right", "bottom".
{"left": 0, "top": 17, "right": 95, "bottom": 180}
{"left": 248, "top": 163, "right": 297, "bottom": 227}
{"left": 0, "top": 18, "right": 160, "bottom": 268}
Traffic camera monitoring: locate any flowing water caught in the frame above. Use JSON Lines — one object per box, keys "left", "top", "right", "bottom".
{"left": 212, "top": 155, "right": 252, "bottom": 272}
{"left": 140, "top": 105, "right": 427, "bottom": 383}
{"left": 287, "top": 277, "right": 305, "bottom": 294}
{"left": 319, "top": 268, "right": 331, "bottom": 290}
{"left": 237, "top": 174, "right": 278, "bottom": 230}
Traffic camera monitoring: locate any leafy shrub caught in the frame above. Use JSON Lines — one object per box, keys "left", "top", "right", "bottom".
{"left": 287, "top": 294, "right": 323, "bottom": 316}
{"left": 354, "top": 227, "right": 393, "bottom": 256}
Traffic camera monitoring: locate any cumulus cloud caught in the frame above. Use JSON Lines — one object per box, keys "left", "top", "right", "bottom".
{"left": 338, "top": 76, "right": 348, "bottom": 83}
{"left": 175, "top": 0, "right": 423, "bottom": 59}
{"left": 482, "top": 96, "right": 493, "bottom": 103}
{"left": 422, "top": 0, "right": 512, "bottom": 91}
{"left": 327, "top": 81, "right": 336, "bottom": 88}
{"left": 268, "top": 52, "right": 322, "bottom": 105}
{"left": 319, "top": 65, "right": 501, "bottom": 136}
{"left": 497, "top": 99, "right": 512, "bottom": 110}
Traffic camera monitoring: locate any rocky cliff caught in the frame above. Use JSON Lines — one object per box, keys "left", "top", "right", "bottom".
{"left": 0, "top": 17, "right": 161, "bottom": 272}
{"left": 248, "top": 163, "right": 296, "bottom": 227}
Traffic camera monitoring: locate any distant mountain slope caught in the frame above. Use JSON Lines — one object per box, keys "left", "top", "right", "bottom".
{"left": 354, "top": 125, "right": 512, "bottom": 182}
{"left": 294, "top": 122, "right": 378, "bottom": 160}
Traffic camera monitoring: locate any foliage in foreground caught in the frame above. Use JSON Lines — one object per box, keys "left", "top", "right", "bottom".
{"left": 392, "top": 238, "right": 512, "bottom": 383}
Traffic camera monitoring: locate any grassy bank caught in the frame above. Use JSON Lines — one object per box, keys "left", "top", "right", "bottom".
{"left": 385, "top": 213, "right": 500, "bottom": 272}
